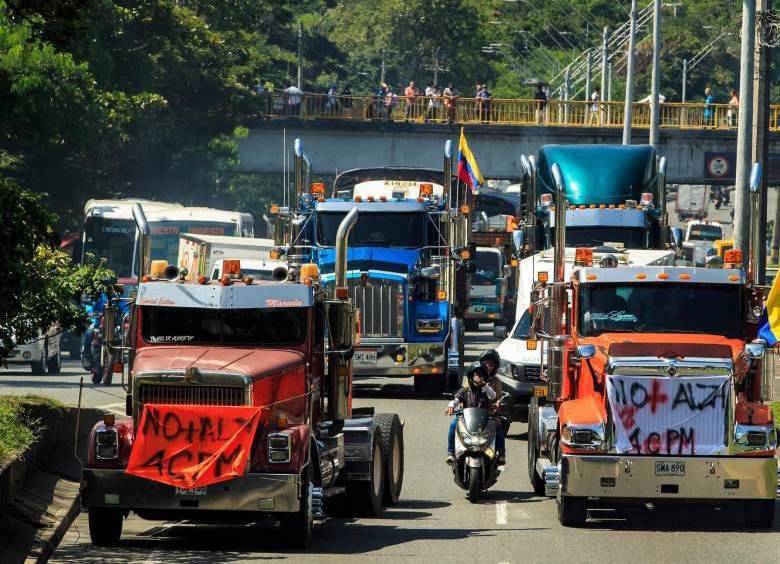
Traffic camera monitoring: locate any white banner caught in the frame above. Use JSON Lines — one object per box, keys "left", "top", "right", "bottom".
{"left": 606, "top": 374, "right": 730, "bottom": 456}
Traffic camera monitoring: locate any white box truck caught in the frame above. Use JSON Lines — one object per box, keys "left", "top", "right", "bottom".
{"left": 676, "top": 185, "right": 710, "bottom": 221}
{"left": 177, "top": 234, "right": 274, "bottom": 281}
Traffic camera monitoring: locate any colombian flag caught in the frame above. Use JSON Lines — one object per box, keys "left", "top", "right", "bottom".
{"left": 758, "top": 272, "right": 780, "bottom": 346}
{"left": 457, "top": 128, "right": 485, "bottom": 193}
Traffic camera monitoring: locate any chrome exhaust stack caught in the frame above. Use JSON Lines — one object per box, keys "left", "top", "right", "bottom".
{"left": 749, "top": 162, "right": 763, "bottom": 281}
{"left": 547, "top": 163, "right": 570, "bottom": 403}
{"left": 334, "top": 207, "right": 359, "bottom": 297}
{"left": 657, "top": 155, "right": 668, "bottom": 221}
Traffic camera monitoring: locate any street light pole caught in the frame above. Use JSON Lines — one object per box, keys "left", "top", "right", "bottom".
{"left": 649, "top": 0, "right": 661, "bottom": 148}
{"left": 297, "top": 21, "right": 303, "bottom": 90}
{"left": 623, "top": 0, "right": 638, "bottom": 144}
{"left": 601, "top": 26, "right": 609, "bottom": 112}
{"left": 585, "top": 49, "right": 592, "bottom": 102}
{"left": 681, "top": 58, "right": 688, "bottom": 102}
{"left": 734, "top": 0, "right": 756, "bottom": 268}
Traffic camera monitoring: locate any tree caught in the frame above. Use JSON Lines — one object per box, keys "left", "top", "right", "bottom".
{"left": 0, "top": 177, "right": 113, "bottom": 358}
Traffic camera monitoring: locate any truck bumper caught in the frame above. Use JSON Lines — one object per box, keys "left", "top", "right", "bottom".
{"left": 81, "top": 469, "right": 301, "bottom": 513}
{"left": 464, "top": 303, "right": 503, "bottom": 322}
{"left": 353, "top": 341, "right": 446, "bottom": 377}
{"left": 560, "top": 455, "right": 777, "bottom": 501}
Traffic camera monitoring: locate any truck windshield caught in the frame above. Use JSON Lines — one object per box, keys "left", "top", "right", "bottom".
{"left": 150, "top": 221, "right": 237, "bottom": 265}
{"left": 142, "top": 306, "right": 306, "bottom": 345}
{"left": 317, "top": 212, "right": 426, "bottom": 247}
{"left": 688, "top": 225, "right": 722, "bottom": 241}
{"left": 579, "top": 283, "right": 743, "bottom": 338}
{"left": 83, "top": 216, "right": 136, "bottom": 278}
{"left": 567, "top": 227, "right": 647, "bottom": 249}
{"left": 473, "top": 251, "right": 502, "bottom": 286}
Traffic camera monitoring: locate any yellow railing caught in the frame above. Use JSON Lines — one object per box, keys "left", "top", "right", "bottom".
{"left": 259, "top": 92, "right": 775, "bottom": 131}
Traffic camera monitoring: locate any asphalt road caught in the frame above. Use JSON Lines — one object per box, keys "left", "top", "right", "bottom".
{"left": 2, "top": 327, "right": 779, "bottom": 563}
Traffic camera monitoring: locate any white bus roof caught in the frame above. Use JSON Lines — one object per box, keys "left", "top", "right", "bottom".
{"left": 144, "top": 207, "right": 247, "bottom": 223}
{"left": 84, "top": 199, "right": 182, "bottom": 220}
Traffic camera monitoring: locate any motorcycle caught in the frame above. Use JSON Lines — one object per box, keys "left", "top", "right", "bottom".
{"left": 447, "top": 396, "right": 507, "bottom": 502}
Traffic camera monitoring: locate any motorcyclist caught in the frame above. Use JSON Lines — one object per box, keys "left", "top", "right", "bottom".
{"left": 445, "top": 365, "right": 506, "bottom": 465}
{"left": 478, "top": 348, "right": 509, "bottom": 453}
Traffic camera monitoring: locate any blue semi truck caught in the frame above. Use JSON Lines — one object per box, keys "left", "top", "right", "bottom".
{"left": 270, "top": 140, "right": 471, "bottom": 394}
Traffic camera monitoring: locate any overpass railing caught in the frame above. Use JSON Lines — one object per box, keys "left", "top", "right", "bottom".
{"left": 260, "top": 93, "right": 780, "bottom": 131}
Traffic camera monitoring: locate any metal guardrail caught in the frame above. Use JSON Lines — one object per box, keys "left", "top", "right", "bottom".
{"left": 257, "top": 92, "right": 780, "bottom": 131}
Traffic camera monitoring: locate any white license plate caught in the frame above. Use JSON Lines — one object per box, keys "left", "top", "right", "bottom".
{"left": 175, "top": 487, "right": 207, "bottom": 496}
{"left": 354, "top": 350, "right": 378, "bottom": 367}
{"left": 655, "top": 461, "right": 685, "bottom": 476}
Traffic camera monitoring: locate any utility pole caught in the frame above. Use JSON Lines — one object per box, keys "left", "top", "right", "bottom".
{"left": 734, "top": 0, "right": 756, "bottom": 268}
{"left": 623, "top": 0, "right": 638, "bottom": 144}
{"left": 585, "top": 49, "right": 592, "bottom": 103}
{"left": 754, "top": 0, "right": 772, "bottom": 278}
{"left": 649, "top": 0, "right": 661, "bottom": 148}
{"left": 607, "top": 62, "right": 613, "bottom": 124}
{"left": 681, "top": 58, "right": 688, "bottom": 102}
{"left": 601, "top": 26, "right": 609, "bottom": 104}
{"left": 297, "top": 21, "right": 303, "bottom": 90}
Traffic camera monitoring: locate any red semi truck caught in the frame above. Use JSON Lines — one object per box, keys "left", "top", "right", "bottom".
{"left": 80, "top": 205, "right": 404, "bottom": 547}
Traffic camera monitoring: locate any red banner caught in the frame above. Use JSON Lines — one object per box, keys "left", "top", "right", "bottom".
{"left": 126, "top": 404, "right": 262, "bottom": 489}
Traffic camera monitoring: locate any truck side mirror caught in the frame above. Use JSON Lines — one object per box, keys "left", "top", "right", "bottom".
{"left": 326, "top": 300, "right": 355, "bottom": 352}
{"left": 746, "top": 339, "right": 766, "bottom": 360}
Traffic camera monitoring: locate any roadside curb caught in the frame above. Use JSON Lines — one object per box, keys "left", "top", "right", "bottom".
{"left": 24, "top": 476, "right": 80, "bottom": 564}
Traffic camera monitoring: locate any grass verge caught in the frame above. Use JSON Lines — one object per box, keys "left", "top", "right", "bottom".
{"left": 772, "top": 401, "right": 780, "bottom": 428}
{"left": 0, "top": 395, "right": 64, "bottom": 466}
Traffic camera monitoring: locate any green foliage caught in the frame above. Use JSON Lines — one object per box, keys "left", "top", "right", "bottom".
{"left": 0, "top": 178, "right": 114, "bottom": 357}
{"left": 0, "top": 395, "right": 64, "bottom": 464}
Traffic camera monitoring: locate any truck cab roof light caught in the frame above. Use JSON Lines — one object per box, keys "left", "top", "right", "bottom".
{"left": 460, "top": 205, "right": 470, "bottom": 215}
{"left": 574, "top": 248, "right": 593, "bottom": 267}
{"left": 540, "top": 193, "right": 553, "bottom": 207}
{"left": 354, "top": 196, "right": 362, "bottom": 202}
{"left": 198, "top": 275, "right": 208, "bottom": 285}
{"left": 243, "top": 276, "right": 254, "bottom": 285}
{"left": 367, "top": 196, "right": 375, "bottom": 202}
{"left": 220, "top": 275, "right": 232, "bottom": 286}
{"left": 599, "top": 204, "right": 607, "bottom": 209}
{"left": 270, "top": 204, "right": 280, "bottom": 214}
{"left": 640, "top": 192, "right": 653, "bottom": 206}
{"left": 380, "top": 195, "right": 387, "bottom": 202}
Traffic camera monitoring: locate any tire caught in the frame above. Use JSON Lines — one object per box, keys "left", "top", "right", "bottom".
{"left": 281, "top": 465, "right": 313, "bottom": 548}
{"left": 30, "top": 340, "right": 47, "bottom": 374}
{"left": 91, "top": 370, "right": 102, "bottom": 385}
{"left": 375, "top": 413, "right": 404, "bottom": 505}
{"left": 348, "top": 432, "right": 385, "bottom": 516}
{"left": 467, "top": 465, "right": 482, "bottom": 502}
{"left": 46, "top": 347, "right": 62, "bottom": 374}
{"left": 744, "top": 500, "right": 775, "bottom": 529}
{"left": 465, "top": 319, "right": 479, "bottom": 332}
{"left": 88, "top": 507, "right": 123, "bottom": 546}
{"left": 527, "top": 398, "right": 546, "bottom": 496}
{"left": 558, "top": 495, "right": 587, "bottom": 527}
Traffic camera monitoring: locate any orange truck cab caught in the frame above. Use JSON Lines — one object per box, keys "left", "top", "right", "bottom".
{"left": 526, "top": 163, "right": 777, "bottom": 528}
{"left": 80, "top": 205, "right": 404, "bottom": 548}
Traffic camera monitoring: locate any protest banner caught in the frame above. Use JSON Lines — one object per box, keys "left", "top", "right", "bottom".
{"left": 607, "top": 375, "right": 730, "bottom": 455}
{"left": 126, "top": 404, "right": 262, "bottom": 489}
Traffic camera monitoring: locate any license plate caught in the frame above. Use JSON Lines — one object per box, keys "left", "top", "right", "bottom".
{"left": 354, "top": 350, "right": 378, "bottom": 367}
{"left": 175, "top": 487, "right": 207, "bottom": 496}
{"left": 655, "top": 461, "right": 685, "bottom": 476}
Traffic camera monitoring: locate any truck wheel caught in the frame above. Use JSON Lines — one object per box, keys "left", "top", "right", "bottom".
{"left": 88, "top": 507, "right": 123, "bottom": 545}
{"left": 467, "top": 466, "right": 482, "bottom": 502}
{"left": 30, "top": 340, "right": 47, "bottom": 374}
{"left": 349, "top": 431, "right": 385, "bottom": 516}
{"left": 281, "top": 465, "right": 313, "bottom": 548}
{"left": 557, "top": 496, "right": 587, "bottom": 527}
{"left": 46, "top": 347, "right": 62, "bottom": 374}
{"left": 527, "top": 398, "right": 546, "bottom": 496}
{"left": 743, "top": 500, "right": 775, "bottom": 528}
{"left": 375, "top": 413, "right": 404, "bottom": 505}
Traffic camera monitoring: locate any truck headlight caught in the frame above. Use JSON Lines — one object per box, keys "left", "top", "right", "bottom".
{"left": 561, "top": 423, "right": 606, "bottom": 451}
{"left": 734, "top": 423, "right": 777, "bottom": 452}
{"left": 95, "top": 428, "right": 119, "bottom": 460}
{"left": 416, "top": 319, "right": 444, "bottom": 334}
{"left": 268, "top": 432, "right": 291, "bottom": 463}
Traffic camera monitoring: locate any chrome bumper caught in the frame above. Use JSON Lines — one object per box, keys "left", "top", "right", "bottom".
{"left": 560, "top": 455, "right": 777, "bottom": 501}
{"left": 353, "top": 341, "right": 446, "bottom": 377}
{"left": 81, "top": 469, "right": 301, "bottom": 513}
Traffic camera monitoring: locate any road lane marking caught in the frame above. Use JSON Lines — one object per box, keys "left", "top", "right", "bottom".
{"left": 144, "top": 549, "right": 166, "bottom": 564}
{"left": 496, "top": 501, "right": 508, "bottom": 525}
{"left": 97, "top": 402, "right": 125, "bottom": 416}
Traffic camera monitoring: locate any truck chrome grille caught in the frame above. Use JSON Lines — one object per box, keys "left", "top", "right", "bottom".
{"left": 137, "top": 383, "right": 244, "bottom": 407}
{"left": 349, "top": 280, "right": 403, "bottom": 338}
{"left": 524, "top": 364, "right": 542, "bottom": 381}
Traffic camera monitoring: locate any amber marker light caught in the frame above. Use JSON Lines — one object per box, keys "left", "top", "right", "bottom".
{"left": 678, "top": 273, "right": 691, "bottom": 280}
{"left": 635, "top": 273, "right": 647, "bottom": 280}
{"left": 657, "top": 273, "right": 670, "bottom": 280}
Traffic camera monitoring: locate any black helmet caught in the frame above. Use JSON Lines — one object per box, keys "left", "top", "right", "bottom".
{"left": 479, "top": 349, "right": 501, "bottom": 375}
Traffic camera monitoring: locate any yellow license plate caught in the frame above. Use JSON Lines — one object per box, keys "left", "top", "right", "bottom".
{"left": 533, "top": 385, "right": 548, "bottom": 397}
